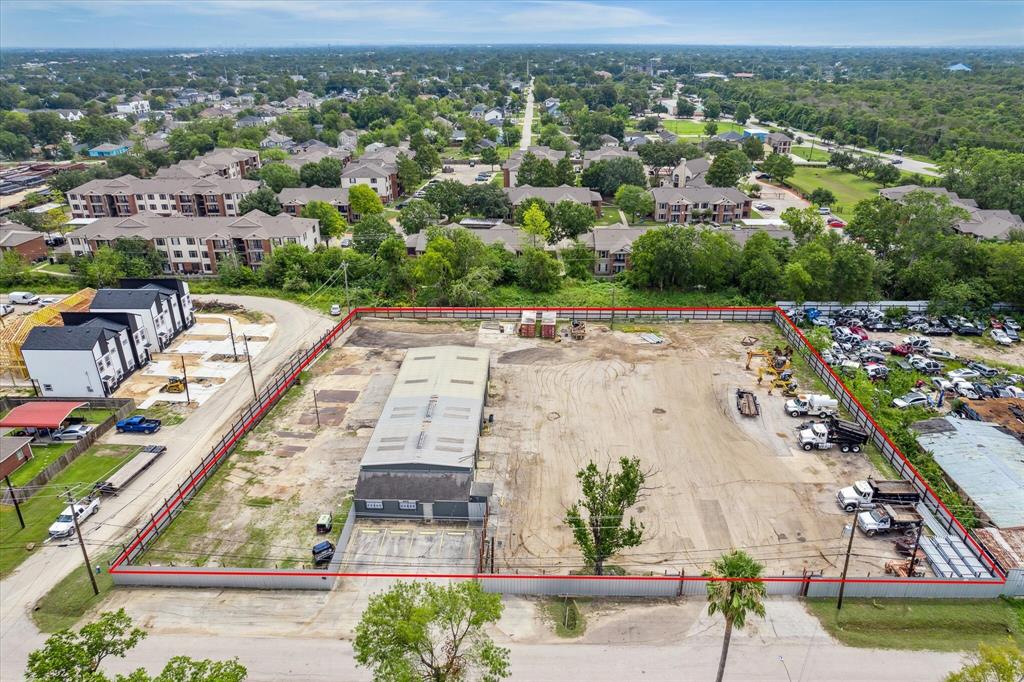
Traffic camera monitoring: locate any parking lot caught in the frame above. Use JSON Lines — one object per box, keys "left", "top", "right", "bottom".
{"left": 339, "top": 522, "right": 480, "bottom": 574}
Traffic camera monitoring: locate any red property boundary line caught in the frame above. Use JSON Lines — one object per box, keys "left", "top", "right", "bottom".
{"left": 109, "top": 306, "right": 1005, "bottom": 585}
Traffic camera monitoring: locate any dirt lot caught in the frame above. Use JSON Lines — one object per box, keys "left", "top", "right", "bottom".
{"left": 479, "top": 321, "right": 903, "bottom": 577}
{"left": 140, "top": 317, "right": 906, "bottom": 576}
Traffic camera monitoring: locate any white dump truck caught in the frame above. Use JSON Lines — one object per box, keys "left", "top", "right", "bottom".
{"left": 836, "top": 478, "right": 921, "bottom": 512}
{"left": 785, "top": 394, "right": 839, "bottom": 418}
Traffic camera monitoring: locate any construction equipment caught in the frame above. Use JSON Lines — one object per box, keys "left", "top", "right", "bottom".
{"left": 885, "top": 558, "right": 925, "bottom": 577}
{"left": 570, "top": 320, "right": 586, "bottom": 340}
{"left": 784, "top": 394, "right": 838, "bottom": 418}
{"left": 762, "top": 369, "right": 798, "bottom": 396}
{"left": 745, "top": 346, "right": 793, "bottom": 371}
{"left": 736, "top": 389, "right": 760, "bottom": 417}
{"left": 161, "top": 376, "right": 186, "bottom": 393}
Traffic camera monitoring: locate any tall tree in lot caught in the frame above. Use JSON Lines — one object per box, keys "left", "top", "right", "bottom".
{"left": 238, "top": 186, "right": 282, "bottom": 216}
{"left": 300, "top": 200, "right": 347, "bottom": 242}
{"left": 256, "top": 162, "right": 300, "bottom": 193}
{"left": 614, "top": 184, "right": 653, "bottom": 223}
{"left": 703, "top": 120, "right": 719, "bottom": 138}
{"left": 676, "top": 98, "right": 696, "bottom": 118}
{"left": 397, "top": 199, "right": 440, "bottom": 235}
{"left": 561, "top": 240, "right": 596, "bottom": 280}
{"left": 829, "top": 242, "right": 878, "bottom": 302}
{"left": 705, "top": 551, "right": 767, "bottom": 682}
{"left": 26, "top": 609, "right": 247, "bottom": 682}
{"left": 516, "top": 152, "right": 558, "bottom": 187}
{"left": 738, "top": 231, "right": 784, "bottom": 302}
{"left": 581, "top": 157, "right": 648, "bottom": 197}
{"left": 516, "top": 246, "right": 561, "bottom": 292}
{"left": 353, "top": 580, "right": 509, "bottom": 682}
{"left": 424, "top": 179, "right": 467, "bottom": 219}
{"left": 706, "top": 150, "right": 750, "bottom": 188}
{"left": 808, "top": 187, "right": 837, "bottom": 208}
{"left": 554, "top": 156, "right": 576, "bottom": 186}
{"left": 521, "top": 203, "right": 551, "bottom": 247}
{"left": 396, "top": 153, "right": 422, "bottom": 195}
{"left": 945, "top": 641, "right": 1024, "bottom": 682}
{"left": 781, "top": 206, "right": 826, "bottom": 245}
{"left": 702, "top": 98, "right": 722, "bottom": 120}
{"left": 761, "top": 153, "right": 795, "bottom": 185}
{"left": 873, "top": 161, "right": 902, "bottom": 187}
{"left": 352, "top": 214, "right": 395, "bottom": 255}
{"left": 348, "top": 184, "right": 384, "bottom": 217}
{"left": 552, "top": 200, "right": 596, "bottom": 241}
{"left": 734, "top": 101, "right": 752, "bottom": 125}
{"left": 299, "top": 157, "right": 343, "bottom": 188}
{"left": 480, "top": 146, "right": 500, "bottom": 170}
{"left": 564, "top": 456, "right": 646, "bottom": 576}
{"left": 741, "top": 135, "right": 764, "bottom": 162}
{"left": 463, "top": 183, "right": 511, "bottom": 219}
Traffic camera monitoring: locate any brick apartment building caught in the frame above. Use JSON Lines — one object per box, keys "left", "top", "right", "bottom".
{"left": 278, "top": 186, "right": 352, "bottom": 220}
{"left": 154, "top": 147, "right": 262, "bottom": 180}
{"left": 66, "top": 175, "right": 259, "bottom": 219}
{"left": 505, "top": 185, "right": 604, "bottom": 217}
{"left": 649, "top": 187, "right": 753, "bottom": 224}
{"left": 66, "top": 210, "right": 320, "bottom": 273}
{"left": 340, "top": 146, "right": 413, "bottom": 202}
{"left": 0, "top": 221, "right": 47, "bottom": 261}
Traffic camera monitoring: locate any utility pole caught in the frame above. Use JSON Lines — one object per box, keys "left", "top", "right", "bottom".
{"left": 242, "top": 335, "right": 258, "bottom": 401}
{"left": 837, "top": 521, "right": 855, "bottom": 611}
{"left": 908, "top": 523, "right": 924, "bottom": 577}
{"left": 179, "top": 356, "right": 191, "bottom": 405}
{"left": 66, "top": 490, "right": 99, "bottom": 596}
{"left": 312, "top": 389, "right": 321, "bottom": 428}
{"left": 227, "top": 316, "right": 238, "bottom": 361}
{"left": 5, "top": 475, "right": 24, "bottom": 529}
{"left": 341, "top": 261, "right": 350, "bottom": 315}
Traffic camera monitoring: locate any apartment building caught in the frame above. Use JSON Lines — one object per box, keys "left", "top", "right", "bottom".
{"left": 580, "top": 146, "right": 640, "bottom": 169}
{"left": 115, "top": 96, "right": 151, "bottom": 115}
{"left": 505, "top": 185, "right": 604, "bottom": 217}
{"left": 879, "top": 185, "right": 1024, "bottom": 241}
{"left": 766, "top": 133, "right": 793, "bottom": 155}
{"left": 649, "top": 186, "right": 752, "bottom": 224}
{"left": 66, "top": 175, "right": 259, "bottom": 219}
{"left": 280, "top": 144, "right": 353, "bottom": 174}
{"left": 66, "top": 211, "right": 320, "bottom": 274}
{"left": 0, "top": 221, "right": 47, "bottom": 261}
{"left": 278, "top": 186, "right": 351, "bottom": 220}
{"left": 154, "top": 147, "right": 262, "bottom": 180}
{"left": 501, "top": 146, "right": 566, "bottom": 187}
{"left": 22, "top": 317, "right": 138, "bottom": 397}
{"left": 340, "top": 146, "right": 413, "bottom": 202}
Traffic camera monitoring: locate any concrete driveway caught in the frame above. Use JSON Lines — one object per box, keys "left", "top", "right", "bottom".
{"left": 0, "top": 294, "right": 333, "bottom": 681}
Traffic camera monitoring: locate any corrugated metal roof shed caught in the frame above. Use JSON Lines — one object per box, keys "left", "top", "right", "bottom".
{"left": 360, "top": 345, "right": 489, "bottom": 472}
{"left": 915, "top": 417, "right": 1024, "bottom": 528}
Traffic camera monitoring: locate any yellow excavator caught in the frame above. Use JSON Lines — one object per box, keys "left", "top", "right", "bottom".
{"left": 763, "top": 370, "right": 799, "bottom": 397}
{"left": 161, "top": 376, "right": 186, "bottom": 393}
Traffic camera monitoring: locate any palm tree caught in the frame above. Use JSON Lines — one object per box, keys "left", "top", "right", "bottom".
{"left": 705, "top": 550, "right": 767, "bottom": 682}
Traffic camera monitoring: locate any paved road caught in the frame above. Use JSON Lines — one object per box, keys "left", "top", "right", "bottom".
{"left": 520, "top": 78, "right": 535, "bottom": 151}
{"left": 0, "top": 295, "right": 333, "bottom": 681}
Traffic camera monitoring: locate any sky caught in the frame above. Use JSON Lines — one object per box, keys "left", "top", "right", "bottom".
{"left": 1, "top": 0, "right": 1022, "bottom": 49}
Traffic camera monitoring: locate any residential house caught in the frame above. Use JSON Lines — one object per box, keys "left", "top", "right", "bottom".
{"left": 142, "top": 134, "right": 169, "bottom": 152}
{"left": 66, "top": 175, "right": 259, "bottom": 219}
{"left": 714, "top": 131, "right": 745, "bottom": 144}
{"left": 505, "top": 185, "right": 603, "bottom": 217}
{"left": 0, "top": 221, "right": 47, "bottom": 261}
{"left": 260, "top": 132, "right": 294, "bottom": 150}
{"left": 484, "top": 108, "right": 504, "bottom": 127}
{"left": 623, "top": 134, "right": 649, "bottom": 151}
{"left": 66, "top": 211, "right": 320, "bottom": 274}
{"left": 155, "top": 147, "right": 262, "bottom": 180}
{"left": 235, "top": 115, "right": 263, "bottom": 128}
{"left": 879, "top": 185, "right": 1024, "bottom": 240}
{"left": 599, "top": 134, "right": 620, "bottom": 147}
{"left": 469, "top": 103, "right": 487, "bottom": 120}
{"left": 60, "top": 310, "right": 152, "bottom": 369}
{"left": 766, "top": 133, "right": 793, "bottom": 155}
{"left": 22, "top": 317, "right": 138, "bottom": 397}
{"left": 119, "top": 278, "right": 196, "bottom": 331}
{"left": 338, "top": 129, "right": 360, "bottom": 150}
{"left": 278, "top": 186, "right": 352, "bottom": 220}
{"left": 581, "top": 146, "right": 640, "bottom": 169}
{"left": 35, "top": 108, "right": 85, "bottom": 122}
{"left": 115, "top": 96, "right": 150, "bottom": 116}
{"left": 501, "top": 146, "right": 567, "bottom": 187}
{"left": 89, "top": 288, "right": 182, "bottom": 352}
{"left": 657, "top": 129, "right": 679, "bottom": 144}
{"left": 88, "top": 143, "right": 129, "bottom": 158}
{"left": 543, "top": 98, "right": 560, "bottom": 116}
{"left": 649, "top": 186, "right": 752, "bottom": 224}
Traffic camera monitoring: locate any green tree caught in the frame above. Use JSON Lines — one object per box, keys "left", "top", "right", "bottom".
{"left": 554, "top": 156, "right": 576, "bottom": 186}
{"left": 26, "top": 609, "right": 246, "bottom": 682}
{"left": 423, "top": 179, "right": 467, "bottom": 218}
{"left": 352, "top": 214, "right": 395, "bottom": 255}
{"left": 260, "top": 148, "right": 289, "bottom": 162}
{"left": 945, "top": 641, "right": 1024, "bottom": 682}
{"left": 704, "top": 120, "right": 719, "bottom": 138}
{"left": 299, "top": 157, "right": 343, "bottom": 188}
{"left": 783, "top": 261, "right": 814, "bottom": 304}
{"left": 552, "top": 200, "right": 596, "bottom": 241}
{"left": 702, "top": 99, "right": 722, "bottom": 119}
{"left": 761, "top": 153, "right": 795, "bottom": 185}
{"left": 781, "top": 206, "right": 825, "bottom": 245}
{"left": 501, "top": 124, "right": 521, "bottom": 149}
{"left": 705, "top": 551, "right": 767, "bottom": 682}
{"left": 516, "top": 152, "right": 558, "bottom": 187}
{"left": 581, "top": 157, "right": 648, "bottom": 197}
{"left": 738, "top": 231, "right": 783, "bottom": 302}
{"left": 741, "top": 136, "right": 764, "bottom": 162}
{"left": 676, "top": 99, "right": 696, "bottom": 117}
{"left": 353, "top": 580, "right": 509, "bottom": 682}
{"left": 0, "top": 250, "right": 28, "bottom": 282}
{"left": 238, "top": 187, "right": 282, "bottom": 216}
{"left": 300, "top": 200, "right": 347, "bottom": 241}
{"left": 521, "top": 203, "right": 551, "bottom": 246}
{"left": 256, "top": 163, "right": 300, "bottom": 193}
{"left": 564, "top": 456, "right": 646, "bottom": 576}
{"left": 873, "top": 162, "right": 901, "bottom": 187}
{"left": 829, "top": 242, "right": 877, "bottom": 302}
{"left": 706, "top": 150, "right": 749, "bottom": 188}
{"left": 396, "top": 153, "right": 422, "bottom": 194}
{"left": 463, "top": 184, "right": 511, "bottom": 219}
{"left": 734, "top": 102, "right": 751, "bottom": 125}
{"left": 808, "top": 187, "right": 837, "bottom": 207}
{"left": 348, "top": 184, "right": 384, "bottom": 218}
{"left": 516, "top": 246, "right": 561, "bottom": 292}
{"left": 614, "top": 184, "right": 653, "bottom": 222}
{"left": 480, "top": 146, "right": 500, "bottom": 169}
{"left": 561, "top": 240, "right": 595, "bottom": 280}
{"left": 398, "top": 199, "right": 440, "bottom": 235}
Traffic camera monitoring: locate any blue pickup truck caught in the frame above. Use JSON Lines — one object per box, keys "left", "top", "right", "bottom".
{"left": 115, "top": 415, "right": 162, "bottom": 434}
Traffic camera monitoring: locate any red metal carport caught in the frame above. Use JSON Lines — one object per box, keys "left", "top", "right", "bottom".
{"left": 0, "top": 401, "right": 87, "bottom": 429}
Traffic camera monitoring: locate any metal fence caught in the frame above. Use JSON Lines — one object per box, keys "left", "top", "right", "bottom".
{"left": 2, "top": 398, "right": 135, "bottom": 504}
{"left": 776, "top": 300, "right": 1023, "bottom": 314}
{"left": 110, "top": 306, "right": 1012, "bottom": 597}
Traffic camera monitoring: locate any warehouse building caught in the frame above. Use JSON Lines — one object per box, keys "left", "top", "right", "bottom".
{"left": 354, "top": 345, "right": 492, "bottom": 522}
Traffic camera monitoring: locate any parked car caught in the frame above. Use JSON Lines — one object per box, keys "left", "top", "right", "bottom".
{"left": 952, "top": 380, "right": 981, "bottom": 400}
{"left": 903, "top": 335, "right": 931, "bottom": 350}
{"left": 39, "top": 297, "right": 59, "bottom": 305}
{"left": 954, "top": 322, "right": 982, "bottom": 336}
{"left": 1004, "top": 318, "right": 1021, "bottom": 332}
{"left": 908, "top": 355, "right": 943, "bottom": 375}
{"left": 754, "top": 202, "right": 772, "bottom": 210}
{"left": 865, "top": 321, "right": 894, "bottom": 332}
{"left": 8, "top": 291, "right": 39, "bottom": 304}
{"left": 1007, "top": 374, "right": 1024, "bottom": 385}
{"left": 931, "top": 377, "right": 955, "bottom": 394}
{"left": 51, "top": 424, "right": 94, "bottom": 442}
{"left": 871, "top": 340, "right": 894, "bottom": 352}
{"left": 926, "top": 347, "right": 956, "bottom": 360}
{"left": 991, "top": 329, "right": 1013, "bottom": 346}
{"left": 865, "top": 363, "right": 889, "bottom": 381}
{"left": 1004, "top": 327, "right": 1020, "bottom": 342}
{"left": 339, "top": 237, "right": 352, "bottom": 247}
{"left": 974, "top": 384, "right": 997, "bottom": 399}
{"left": 923, "top": 325, "right": 953, "bottom": 336}
{"left": 890, "top": 343, "right": 912, "bottom": 357}
{"left": 993, "top": 385, "right": 1024, "bottom": 399}
{"left": 330, "top": 304, "right": 342, "bottom": 316}
{"left": 48, "top": 496, "right": 100, "bottom": 538}
{"left": 989, "top": 317, "right": 1004, "bottom": 330}
{"left": 811, "top": 316, "right": 835, "bottom": 328}
{"left": 115, "top": 415, "right": 161, "bottom": 434}
{"left": 848, "top": 326, "right": 869, "bottom": 340}
{"left": 948, "top": 368, "right": 981, "bottom": 381}
{"left": 892, "top": 392, "right": 931, "bottom": 409}
{"left": 827, "top": 219, "right": 846, "bottom": 228}
{"left": 967, "top": 362, "right": 1000, "bottom": 378}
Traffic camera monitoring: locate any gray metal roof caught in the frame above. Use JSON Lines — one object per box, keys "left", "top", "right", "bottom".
{"left": 91, "top": 288, "right": 161, "bottom": 310}
{"left": 915, "top": 417, "right": 1024, "bottom": 528}
{"left": 355, "top": 470, "right": 473, "bottom": 501}
{"left": 360, "top": 345, "right": 490, "bottom": 472}
{"left": 22, "top": 317, "right": 125, "bottom": 351}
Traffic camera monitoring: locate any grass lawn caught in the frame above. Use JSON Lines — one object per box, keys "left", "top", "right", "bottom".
{"left": 34, "top": 262, "right": 72, "bottom": 275}
{"left": 8, "top": 442, "right": 72, "bottom": 487}
{"left": 138, "top": 402, "right": 187, "bottom": 427}
{"left": 805, "top": 598, "right": 1024, "bottom": 652}
{"left": 0, "top": 444, "right": 140, "bottom": 577}
{"left": 542, "top": 598, "right": 587, "bottom": 638}
{"left": 32, "top": 549, "right": 117, "bottom": 633}
{"left": 791, "top": 146, "right": 832, "bottom": 163}
{"left": 785, "top": 167, "right": 883, "bottom": 219}
{"left": 489, "top": 280, "right": 750, "bottom": 307}
{"left": 595, "top": 206, "right": 625, "bottom": 226}
{"left": 661, "top": 119, "right": 745, "bottom": 136}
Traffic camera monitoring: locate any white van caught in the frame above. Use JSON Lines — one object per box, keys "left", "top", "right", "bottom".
{"left": 8, "top": 291, "right": 39, "bottom": 305}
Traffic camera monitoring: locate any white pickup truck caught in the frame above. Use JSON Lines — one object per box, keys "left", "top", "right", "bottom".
{"left": 48, "top": 496, "right": 100, "bottom": 539}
